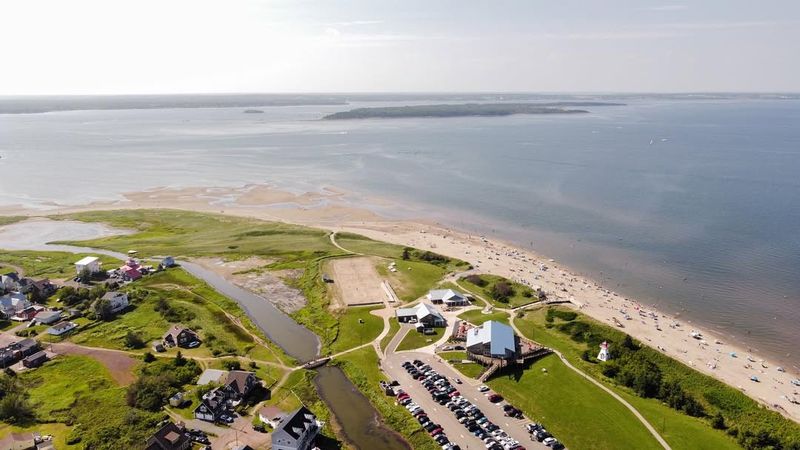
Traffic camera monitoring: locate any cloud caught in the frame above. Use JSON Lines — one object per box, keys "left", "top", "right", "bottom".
{"left": 328, "top": 20, "right": 384, "bottom": 27}
{"left": 533, "top": 30, "right": 684, "bottom": 40}
{"left": 645, "top": 5, "right": 688, "bottom": 11}
{"left": 656, "top": 20, "right": 798, "bottom": 30}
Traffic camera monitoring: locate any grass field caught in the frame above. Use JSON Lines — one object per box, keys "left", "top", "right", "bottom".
{"left": 334, "top": 346, "right": 438, "bottom": 450}
{"left": 328, "top": 305, "right": 385, "bottom": 354}
{"left": 458, "top": 274, "right": 539, "bottom": 308}
{"left": 451, "top": 361, "right": 484, "bottom": 379}
{"left": 489, "top": 354, "right": 663, "bottom": 450}
{"left": 19, "top": 355, "right": 162, "bottom": 449}
{"left": 514, "top": 308, "right": 753, "bottom": 450}
{"left": 380, "top": 318, "right": 400, "bottom": 352}
{"left": 0, "top": 249, "right": 121, "bottom": 280}
{"left": 438, "top": 351, "right": 467, "bottom": 361}
{"left": 377, "top": 259, "right": 447, "bottom": 303}
{"left": 396, "top": 327, "right": 445, "bottom": 351}
{"left": 457, "top": 308, "right": 510, "bottom": 326}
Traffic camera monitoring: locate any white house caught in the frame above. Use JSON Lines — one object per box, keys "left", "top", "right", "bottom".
{"left": 75, "top": 256, "right": 101, "bottom": 275}
{"left": 34, "top": 310, "right": 62, "bottom": 325}
{"left": 100, "top": 291, "right": 129, "bottom": 314}
{"left": 0, "top": 292, "right": 31, "bottom": 319}
{"left": 395, "top": 303, "right": 446, "bottom": 327}
{"left": 47, "top": 321, "right": 77, "bottom": 336}
{"left": 466, "top": 320, "right": 518, "bottom": 360}
{"left": 427, "top": 289, "right": 468, "bottom": 306}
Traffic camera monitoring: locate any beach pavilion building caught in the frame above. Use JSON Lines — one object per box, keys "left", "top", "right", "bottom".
{"left": 466, "top": 320, "right": 518, "bottom": 360}
{"left": 427, "top": 289, "right": 469, "bottom": 307}
{"left": 395, "top": 303, "right": 446, "bottom": 327}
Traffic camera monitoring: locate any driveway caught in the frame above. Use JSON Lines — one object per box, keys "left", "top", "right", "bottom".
{"left": 383, "top": 350, "right": 545, "bottom": 450}
{"left": 185, "top": 416, "right": 270, "bottom": 450}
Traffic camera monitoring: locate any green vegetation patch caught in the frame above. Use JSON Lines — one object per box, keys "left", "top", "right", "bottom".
{"left": 334, "top": 346, "right": 438, "bottom": 450}
{"left": 329, "top": 305, "right": 385, "bottom": 354}
{"left": 380, "top": 318, "right": 401, "bottom": 353}
{"left": 457, "top": 308, "right": 510, "bottom": 326}
{"left": 488, "top": 354, "right": 663, "bottom": 450}
{"left": 378, "top": 259, "right": 447, "bottom": 303}
{"left": 0, "top": 250, "right": 121, "bottom": 280}
{"left": 459, "top": 274, "right": 539, "bottom": 308}
{"left": 396, "top": 328, "right": 445, "bottom": 351}
{"left": 0, "top": 216, "right": 25, "bottom": 227}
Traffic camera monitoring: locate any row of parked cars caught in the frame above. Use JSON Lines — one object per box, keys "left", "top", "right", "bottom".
{"left": 525, "top": 423, "right": 565, "bottom": 449}
{"left": 403, "top": 359, "right": 525, "bottom": 450}
{"left": 396, "top": 385, "right": 461, "bottom": 450}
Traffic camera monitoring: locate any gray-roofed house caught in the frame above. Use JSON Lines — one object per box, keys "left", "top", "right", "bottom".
{"left": 223, "top": 370, "right": 259, "bottom": 400}
{"left": 34, "top": 310, "right": 62, "bottom": 325}
{"left": 427, "top": 289, "right": 468, "bottom": 306}
{"left": 22, "top": 351, "right": 48, "bottom": 368}
{"left": 271, "top": 406, "right": 323, "bottom": 450}
{"left": 162, "top": 324, "right": 199, "bottom": 348}
{"left": 145, "top": 422, "right": 191, "bottom": 450}
{"left": 193, "top": 388, "right": 228, "bottom": 422}
{"left": 0, "top": 292, "right": 31, "bottom": 319}
{"left": 465, "top": 320, "right": 518, "bottom": 360}
{"left": 395, "top": 303, "right": 446, "bottom": 327}
{"left": 99, "top": 291, "right": 129, "bottom": 314}
{"left": 46, "top": 321, "right": 77, "bottom": 336}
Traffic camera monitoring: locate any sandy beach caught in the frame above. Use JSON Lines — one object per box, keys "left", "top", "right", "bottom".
{"left": 2, "top": 183, "right": 799, "bottom": 423}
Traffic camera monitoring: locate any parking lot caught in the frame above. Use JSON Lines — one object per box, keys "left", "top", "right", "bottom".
{"left": 384, "top": 350, "right": 549, "bottom": 450}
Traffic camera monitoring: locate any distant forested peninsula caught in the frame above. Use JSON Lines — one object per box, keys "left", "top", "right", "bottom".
{"left": 322, "top": 102, "right": 624, "bottom": 120}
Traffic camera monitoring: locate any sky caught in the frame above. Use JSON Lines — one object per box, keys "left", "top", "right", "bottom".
{"left": 1, "top": 0, "right": 799, "bottom": 94}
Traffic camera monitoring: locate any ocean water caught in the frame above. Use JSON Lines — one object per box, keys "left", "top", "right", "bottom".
{"left": 1, "top": 97, "right": 799, "bottom": 365}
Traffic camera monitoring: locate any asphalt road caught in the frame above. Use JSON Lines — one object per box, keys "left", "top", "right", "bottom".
{"left": 384, "top": 350, "right": 545, "bottom": 450}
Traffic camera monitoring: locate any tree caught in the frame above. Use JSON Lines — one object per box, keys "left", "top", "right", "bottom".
{"left": 175, "top": 351, "right": 186, "bottom": 367}
{"left": 490, "top": 282, "right": 514, "bottom": 302}
{"left": 93, "top": 298, "right": 114, "bottom": 321}
{"left": 126, "top": 374, "right": 175, "bottom": 411}
{"left": 401, "top": 248, "right": 411, "bottom": 260}
{"left": 0, "top": 374, "right": 33, "bottom": 423}
{"left": 464, "top": 274, "right": 487, "bottom": 287}
{"left": 223, "top": 359, "right": 241, "bottom": 371}
{"left": 78, "top": 267, "right": 93, "bottom": 284}
{"left": 125, "top": 332, "right": 145, "bottom": 349}
{"left": 143, "top": 352, "right": 156, "bottom": 363}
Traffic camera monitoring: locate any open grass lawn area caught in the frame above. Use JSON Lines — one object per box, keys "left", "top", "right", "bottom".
{"left": 458, "top": 274, "right": 539, "bottom": 308}
{"left": 19, "top": 355, "right": 162, "bottom": 449}
{"left": 438, "top": 351, "right": 467, "bottom": 361}
{"left": 514, "top": 308, "right": 777, "bottom": 450}
{"left": 0, "top": 423, "right": 77, "bottom": 449}
{"left": 334, "top": 346, "right": 438, "bottom": 450}
{"left": 69, "top": 268, "right": 289, "bottom": 365}
{"left": 0, "top": 250, "right": 121, "bottom": 280}
{"left": 457, "top": 308, "right": 510, "bottom": 326}
{"left": 380, "top": 318, "right": 400, "bottom": 353}
{"left": 378, "top": 259, "right": 446, "bottom": 302}
{"left": 328, "top": 305, "right": 385, "bottom": 354}
{"left": 334, "top": 232, "right": 407, "bottom": 258}
{"left": 488, "top": 354, "right": 663, "bottom": 450}
{"left": 59, "top": 209, "right": 342, "bottom": 265}
{"left": 451, "top": 361, "right": 484, "bottom": 379}
{"left": 396, "top": 327, "right": 445, "bottom": 351}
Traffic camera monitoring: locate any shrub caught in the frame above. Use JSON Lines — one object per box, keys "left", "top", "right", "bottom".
{"left": 490, "top": 282, "right": 514, "bottom": 302}
{"left": 125, "top": 331, "right": 146, "bottom": 349}
{"left": 464, "top": 274, "right": 487, "bottom": 287}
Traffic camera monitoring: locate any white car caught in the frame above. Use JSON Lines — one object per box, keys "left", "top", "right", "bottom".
{"left": 478, "top": 385, "right": 490, "bottom": 392}
{"left": 543, "top": 437, "right": 556, "bottom": 446}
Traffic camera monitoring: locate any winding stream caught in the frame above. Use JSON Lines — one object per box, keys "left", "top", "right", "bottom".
{"left": 0, "top": 219, "right": 410, "bottom": 450}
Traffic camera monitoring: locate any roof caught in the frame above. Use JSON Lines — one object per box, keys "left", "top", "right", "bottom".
{"left": 49, "top": 321, "right": 75, "bottom": 331}
{"left": 226, "top": 370, "right": 256, "bottom": 396}
{"left": 145, "top": 422, "right": 190, "bottom": 450}
{"left": 396, "top": 303, "right": 444, "bottom": 322}
{"left": 275, "top": 406, "right": 319, "bottom": 440}
{"left": 429, "top": 289, "right": 465, "bottom": 302}
{"left": 17, "top": 338, "right": 38, "bottom": 350}
{"left": 259, "top": 405, "right": 285, "bottom": 419}
{"left": 466, "top": 320, "right": 516, "bottom": 357}
{"left": 35, "top": 310, "right": 61, "bottom": 319}
{"left": 101, "top": 291, "right": 126, "bottom": 301}
{"left": 163, "top": 324, "right": 196, "bottom": 341}
{"left": 75, "top": 256, "right": 99, "bottom": 265}
{"left": 24, "top": 350, "right": 47, "bottom": 362}
{"left": 197, "top": 369, "right": 227, "bottom": 385}
{"left": 0, "top": 432, "right": 34, "bottom": 449}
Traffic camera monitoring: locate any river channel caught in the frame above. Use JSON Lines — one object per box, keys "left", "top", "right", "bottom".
{"left": 0, "top": 218, "right": 410, "bottom": 450}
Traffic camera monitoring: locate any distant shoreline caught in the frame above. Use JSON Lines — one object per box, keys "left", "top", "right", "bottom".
{"left": 322, "top": 102, "right": 623, "bottom": 120}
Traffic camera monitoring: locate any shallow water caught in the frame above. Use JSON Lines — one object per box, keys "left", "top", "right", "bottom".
{"left": 1, "top": 97, "right": 799, "bottom": 365}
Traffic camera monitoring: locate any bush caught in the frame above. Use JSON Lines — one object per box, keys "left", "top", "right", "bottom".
{"left": 143, "top": 352, "right": 156, "bottom": 363}
{"left": 490, "top": 282, "right": 514, "bottom": 302}
{"left": 711, "top": 412, "right": 727, "bottom": 430}
{"left": 125, "top": 331, "right": 146, "bottom": 349}
{"left": 223, "top": 359, "right": 242, "bottom": 371}
{"left": 464, "top": 274, "right": 487, "bottom": 287}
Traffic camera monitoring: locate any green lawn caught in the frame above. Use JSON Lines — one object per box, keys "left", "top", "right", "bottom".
{"left": 457, "top": 308, "right": 510, "bottom": 326}
{"left": 489, "top": 354, "right": 663, "bottom": 450}
{"left": 334, "top": 232, "right": 407, "bottom": 258}
{"left": 458, "top": 274, "right": 539, "bottom": 308}
{"left": 380, "top": 318, "right": 400, "bottom": 353}
{"left": 0, "top": 249, "right": 121, "bottom": 279}
{"left": 438, "top": 351, "right": 467, "bottom": 361}
{"left": 514, "top": 308, "right": 760, "bottom": 450}
{"left": 451, "top": 361, "right": 485, "bottom": 379}
{"left": 378, "top": 259, "right": 447, "bottom": 302}
{"left": 328, "top": 305, "right": 385, "bottom": 354}
{"left": 335, "top": 346, "right": 438, "bottom": 450}
{"left": 19, "top": 355, "right": 162, "bottom": 449}
{"left": 396, "top": 327, "right": 445, "bottom": 351}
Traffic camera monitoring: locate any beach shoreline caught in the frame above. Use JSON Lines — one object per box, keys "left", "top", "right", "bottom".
{"left": 1, "top": 183, "right": 799, "bottom": 423}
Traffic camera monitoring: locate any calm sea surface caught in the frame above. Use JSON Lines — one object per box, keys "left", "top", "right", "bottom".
{"left": 1, "top": 98, "right": 799, "bottom": 364}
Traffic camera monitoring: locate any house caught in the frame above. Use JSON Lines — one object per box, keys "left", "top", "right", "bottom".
{"left": 0, "top": 432, "right": 35, "bottom": 450}
{"left": 223, "top": 370, "right": 259, "bottom": 400}
{"left": 0, "top": 292, "right": 31, "bottom": 319}
{"left": 193, "top": 388, "right": 228, "bottom": 422}
{"left": 22, "top": 351, "right": 48, "bottom": 368}
{"left": 168, "top": 392, "right": 189, "bottom": 408}
{"left": 145, "top": 422, "right": 191, "bottom": 450}
{"left": 161, "top": 256, "right": 176, "bottom": 268}
{"left": 120, "top": 264, "right": 142, "bottom": 281}
{"left": 15, "top": 338, "right": 40, "bottom": 358}
{"left": 29, "top": 279, "right": 56, "bottom": 298}
{"left": 395, "top": 303, "right": 446, "bottom": 327}
{"left": 34, "top": 310, "right": 62, "bottom": 325}
{"left": 100, "top": 291, "right": 129, "bottom": 314}
{"left": 258, "top": 405, "right": 286, "bottom": 428}
{"left": 427, "top": 289, "right": 468, "bottom": 306}
{"left": 163, "top": 324, "right": 200, "bottom": 348}
{"left": 46, "top": 321, "right": 77, "bottom": 336}
{"left": 465, "top": 320, "right": 518, "bottom": 360}
{"left": 13, "top": 305, "right": 40, "bottom": 321}
{"left": 75, "top": 256, "right": 101, "bottom": 274}
{"left": 271, "top": 406, "right": 323, "bottom": 450}
{"left": 1, "top": 272, "right": 20, "bottom": 292}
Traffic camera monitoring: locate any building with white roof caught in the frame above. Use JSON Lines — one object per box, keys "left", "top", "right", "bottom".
{"left": 0, "top": 292, "right": 31, "bottom": 319}
{"left": 427, "top": 289, "right": 468, "bottom": 306}
{"left": 466, "top": 320, "right": 518, "bottom": 360}
{"left": 395, "top": 303, "right": 446, "bottom": 327}
{"left": 74, "top": 256, "right": 101, "bottom": 274}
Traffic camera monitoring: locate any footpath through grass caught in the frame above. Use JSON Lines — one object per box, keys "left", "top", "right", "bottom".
{"left": 380, "top": 318, "right": 401, "bottom": 353}
{"left": 334, "top": 346, "right": 438, "bottom": 450}
{"left": 457, "top": 308, "right": 510, "bottom": 326}
{"left": 488, "top": 354, "right": 663, "bottom": 450}
{"left": 514, "top": 307, "right": 761, "bottom": 450}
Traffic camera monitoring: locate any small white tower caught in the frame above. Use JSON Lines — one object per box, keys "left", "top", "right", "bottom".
{"left": 597, "top": 341, "right": 610, "bottom": 362}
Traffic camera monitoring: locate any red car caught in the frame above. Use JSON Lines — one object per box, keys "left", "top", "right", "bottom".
{"left": 488, "top": 394, "right": 504, "bottom": 403}
{"left": 429, "top": 427, "right": 443, "bottom": 436}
